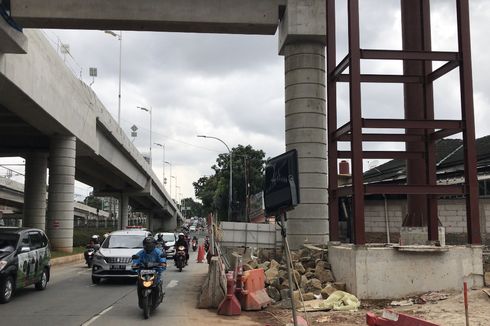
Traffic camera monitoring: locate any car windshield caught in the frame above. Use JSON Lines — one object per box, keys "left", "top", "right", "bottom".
{"left": 159, "top": 234, "right": 175, "bottom": 242}
{"left": 0, "top": 233, "right": 19, "bottom": 253}
{"left": 102, "top": 235, "right": 146, "bottom": 249}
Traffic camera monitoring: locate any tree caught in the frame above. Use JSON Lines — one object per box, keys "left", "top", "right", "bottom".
{"left": 193, "top": 144, "right": 266, "bottom": 221}
{"left": 83, "top": 193, "right": 102, "bottom": 210}
{"left": 180, "top": 197, "right": 204, "bottom": 218}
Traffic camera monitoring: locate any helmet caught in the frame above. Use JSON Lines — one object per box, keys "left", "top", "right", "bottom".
{"left": 143, "top": 236, "right": 155, "bottom": 253}
{"left": 91, "top": 235, "right": 100, "bottom": 243}
{"left": 178, "top": 233, "right": 185, "bottom": 239}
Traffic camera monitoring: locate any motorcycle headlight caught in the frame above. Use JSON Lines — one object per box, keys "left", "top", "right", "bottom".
{"left": 0, "top": 260, "right": 7, "bottom": 271}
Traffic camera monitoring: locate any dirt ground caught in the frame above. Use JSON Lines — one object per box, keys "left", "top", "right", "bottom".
{"left": 251, "top": 288, "right": 490, "bottom": 325}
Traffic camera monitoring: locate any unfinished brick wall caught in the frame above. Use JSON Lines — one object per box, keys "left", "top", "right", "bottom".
{"left": 364, "top": 198, "right": 490, "bottom": 238}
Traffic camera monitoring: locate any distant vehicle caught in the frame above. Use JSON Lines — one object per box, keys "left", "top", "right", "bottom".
{"left": 189, "top": 226, "right": 196, "bottom": 232}
{"left": 0, "top": 227, "right": 51, "bottom": 303}
{"left": 153, "top": 232, "right": 176, "bottom": 258}
{"left": 91, "top": 229, "right": 152, "bottom": 284}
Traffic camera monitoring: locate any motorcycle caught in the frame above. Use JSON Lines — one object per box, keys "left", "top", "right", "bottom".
{"left": 132, "top": 255, "right": 165, "bottom": 319}
{"left": 84, "top": 244, "right": 100, "bottom": 268}
{"left": 174, "top": 245, "right": 187, "bottom": 272}
{"left": 191, "top": 239, "right": 197, "bottom": 252}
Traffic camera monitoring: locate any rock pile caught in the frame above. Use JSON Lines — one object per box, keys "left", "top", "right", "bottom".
{"left": 245, "top": 245, "right": 346, "bottom": 305}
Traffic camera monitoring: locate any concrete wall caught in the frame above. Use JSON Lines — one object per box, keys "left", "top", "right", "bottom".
{"left": 329, "top": 244, "right": 484, "bottom": 299}
{"left": 220, "top": 222, "right": 282, "bottom": 249}
{"left": 364, "top": 198, "right": 490, "bottom": 236}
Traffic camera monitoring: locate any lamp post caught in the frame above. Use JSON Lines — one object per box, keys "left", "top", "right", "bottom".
{"left": 197, "top": 135, "right": 232, "bottom": 221}
{"left": 137, "top": 106, "right": 152, "bottom": 166}
{"left": 165, "top": 161, "right": 172, "bottom": 195}
{"left": 154, "top": 142, "right": 165, "bottom": 185}
{"left": 104, "top": 30, "right": 122, "bottom": 125}
{"left": 171, "top": 175, "right": 176, "bottom": 200}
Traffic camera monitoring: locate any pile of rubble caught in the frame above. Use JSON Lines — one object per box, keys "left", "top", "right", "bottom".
{"left": 244, "top": 245, "right": 347, "bottom": 307}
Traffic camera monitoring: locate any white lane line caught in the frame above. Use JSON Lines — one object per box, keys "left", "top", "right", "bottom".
{"left": 81, "top": 306, "right": 113, "bottom": 326}
{"left": 167, "top": 280, "right": 179, "bottom": 288}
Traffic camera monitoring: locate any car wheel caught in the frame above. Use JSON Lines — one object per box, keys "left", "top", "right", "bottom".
{"left": 35, "top": 268, "right": 48, "bottom": 290}
{"left": 0, "top": 276, "right": 14, "bottom": 303}
{"left": 92, "top": 275, "right": 101, "bottom": 284}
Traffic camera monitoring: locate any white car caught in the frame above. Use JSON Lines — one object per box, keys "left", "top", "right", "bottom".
{"left": 91, "top": 229, "right": 152, "bottom": 284}
{"left": 189, "top": 226, "right": 196, "bottom": 232}
{"left": 154, "top": 232, "right": 176, "bottom": 258}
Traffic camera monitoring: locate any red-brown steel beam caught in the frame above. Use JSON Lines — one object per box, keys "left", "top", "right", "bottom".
{"left": 331, "top": 54, "right": 350, "bottom": 80}
{"left": 337, "top": 133, "right": 426, "bottom": 142}
{"left": 430, "top": 128, "right": 463, "bottom": 141}
{"left": 360, "top": 49, "right": 459, "bottom": 61}
{"left": 337, "top": 74, "right": 422, "bottom": 83}
{"left": 401, "top": 0, "right": 431, "bottom": 228}
{"left": 419, "top": 0, "right": 439, "bottom": 242}
{"left": 457, "top": 0, "right": 481, "bottom": 244}
{"left": 348, "top": 0, "right": 365, "bottom": 245}
{"left": 338, "top": 151, "right": 424, "bottom": 160}
{"left": 428, "top": 61, "right": 459, "bottom": 82}
{"left": 336, "top": 185, "right": 464, "bottom": 197}
{"left": 363, "top": 119, "right": 462, "bottom": 130}
{"left": 327, "top": 0, "right": 339, "bottom": 242}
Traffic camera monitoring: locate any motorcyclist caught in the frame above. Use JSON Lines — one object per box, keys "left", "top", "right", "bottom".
{"left": 204, "top": 235, "right": 210, "bottom": 252}
{"left": 174, "top": 233, "right": 189, "bottom": 264}
{"left": 132, "top": 237, "right": 167, "bottom": 292}
{"left": 155, "top": 234, "right": 168, "bottom": 257}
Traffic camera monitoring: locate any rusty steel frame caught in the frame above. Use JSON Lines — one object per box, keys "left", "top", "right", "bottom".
{"left": 326, "top": 0, "right": 481, "bottom": 245}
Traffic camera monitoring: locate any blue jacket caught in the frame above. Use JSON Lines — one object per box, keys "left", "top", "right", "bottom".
{"left": 132, "top": 248, "right": 167, "bottom": 273}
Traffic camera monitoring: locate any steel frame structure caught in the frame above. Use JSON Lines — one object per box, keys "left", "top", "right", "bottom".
{"left": 327, "top": 0, "right": 481, "bottom": 245}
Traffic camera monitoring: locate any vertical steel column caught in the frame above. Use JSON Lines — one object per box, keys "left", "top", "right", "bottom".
{"left": 327, "top": 0, "right": 339, "bottom": 242}
{"left": 456, "top": 0, "right": 481, "bottom": 244}
{"left": 401, "top": 0, "right": 430, "bottom": 228}
{"left": 348, "top": 0, "right": 365, "bottom": 245}
{"left": 419, "top": 0, "right": 439, "bottom": 242}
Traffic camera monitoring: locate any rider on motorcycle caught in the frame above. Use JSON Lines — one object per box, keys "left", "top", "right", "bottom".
{"left": 132, "top": 237, "right": 167, "bottom": 285}
{"left": 174, "top": 233, "right": 189, "bottom": 264}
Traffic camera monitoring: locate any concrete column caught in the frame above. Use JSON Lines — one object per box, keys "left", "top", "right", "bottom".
{"left": 23, "top": 152, "right": 48, "bottom": 230}
{"left": 46, "top": 136, "right": 76, "bottom": 253}
{"left": 283, "top": 42, "right": 328, "bottom": 248}
{"left": 119, "top": 193, "right": 128, "bottom": 229}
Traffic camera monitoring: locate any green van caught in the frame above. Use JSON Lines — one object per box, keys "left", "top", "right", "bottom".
{"left": 0, "top": 227, "right": 51, "bottom": 303}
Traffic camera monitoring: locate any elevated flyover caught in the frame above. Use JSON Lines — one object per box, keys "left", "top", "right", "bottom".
{"left": 1, "top": 0, "right": 328, "bottom": 249}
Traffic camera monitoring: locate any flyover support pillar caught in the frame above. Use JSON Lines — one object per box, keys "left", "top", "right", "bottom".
{"left": 279, "top": 0, "right": 328, "bottom": 248}
{"left": 120, "top": 193, "right": 128, "bottom": 229}
{"left": 46, "top": 136, "right": 76, "bottom": 253}
{"left": 23, "top": 152, "right": 48, "bottom": 230}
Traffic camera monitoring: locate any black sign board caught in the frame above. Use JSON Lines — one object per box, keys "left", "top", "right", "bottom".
{"left": 264, "top": 149, "right": 300, "bottom": 215}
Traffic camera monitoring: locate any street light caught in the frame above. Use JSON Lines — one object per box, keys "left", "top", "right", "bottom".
{"left": 137, "top": 106, "right": 152, "bottom": 166}
{"left": 165, "top": 161, "right": 172, "bottom": 195}
{"left": 154, "top": 142, "right": 165, "bottom": 186}
{"left": 104, "top": 30, "right": 122, "bottom": 125}
{"left": 170, "top": 175, "right": 177, "bottom": 202}
{"left": 197, "top": 135, "right": 233, "bottom": 221}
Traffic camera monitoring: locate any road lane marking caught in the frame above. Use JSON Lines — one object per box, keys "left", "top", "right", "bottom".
{"left": 167, "top": 280, "right": 179, "bottom": 288}
{"left": 81, "top": 306, "right": 113, "bottom": 326}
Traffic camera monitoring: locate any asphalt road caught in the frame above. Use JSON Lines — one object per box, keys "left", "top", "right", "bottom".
{"left": 0, "top": 246, "right": 261, "bottom": 326}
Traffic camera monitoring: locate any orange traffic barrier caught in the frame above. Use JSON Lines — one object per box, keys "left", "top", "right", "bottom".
{"left": 240, "top": 268, "right": 271, "bottom": 310}
{"left": 196, "top": 244, "right": 205, "bottom": 263}
{"left": 217, "top": 272, "right": 241, "bottom": 316}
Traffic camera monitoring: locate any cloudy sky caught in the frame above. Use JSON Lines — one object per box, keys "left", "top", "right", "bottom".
{"left": 1, "top": 0, "right": 489, "bottom": 202}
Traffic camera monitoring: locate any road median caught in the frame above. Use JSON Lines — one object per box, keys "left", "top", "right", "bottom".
{"left": 51, "top": 253, "right": 85, "bottom": 267}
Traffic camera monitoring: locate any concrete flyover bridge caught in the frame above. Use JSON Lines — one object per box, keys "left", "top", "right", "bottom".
{"left": 1, "top": 0, "right": 329, "bottom": 249}
{"left": 0, "top": 21, "right": 183, "bottom": 252}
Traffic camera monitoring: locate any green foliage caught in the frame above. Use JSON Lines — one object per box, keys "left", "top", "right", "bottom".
{"left": 83, "top": 194, "right": 103, "bottom": 210}
{"left": 72, "top": 227, "right": 114, "bottom": 247}
{"left": 193, "top": 144, "right": 266, "bottom": 221}
{"left": 180, "top": 197, "right": 204, "bottom": 217}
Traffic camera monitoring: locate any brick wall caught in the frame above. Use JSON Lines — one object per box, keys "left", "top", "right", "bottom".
{"left": 364, "top": 198, "right": 490, "bottom": 236}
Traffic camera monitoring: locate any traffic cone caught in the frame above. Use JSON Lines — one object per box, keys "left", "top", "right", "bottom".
{"left": 197, "top": 244, "right": 205, "bottom": 263}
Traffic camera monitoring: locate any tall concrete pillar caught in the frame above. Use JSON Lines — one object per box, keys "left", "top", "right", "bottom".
{"left": 120, "top": 193, "right": 128, "bottom": 229}
{"left": 23, "top": 152, "right": 48, "bottom": 230}
{"left": 279, "top": 0, "right": 327, "bottom": 248}
{"left": 46, "top": 136, "right": 76, "bottom": 253}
